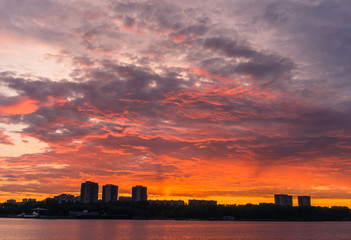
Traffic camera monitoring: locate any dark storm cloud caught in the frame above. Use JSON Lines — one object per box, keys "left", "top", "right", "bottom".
{"left": 78, "top": 23, "right": 121, "bottom": 52}
{"left": 235, "top": 0, "right": 351, "bottom": 94}
{"left": 0, "top": 60, "right": 196, "bottom": 141}
{"left": 123, "top": 16, "right": 136, "bottom": 28}
{"left": 203, "top": 37, "right": 256, "bottom": 58}
{"left": 0, "top": 95, "right": 22, "bottom": 107}
{"left": 1, "top": 75, "right": 77, "bottom": 101}
{"left": 113, "top": 1, "right": 184, "bottom": 30}
{"left": 201, "top": 37, "right": 295, "bottom": 86}
{"left": 235, "top": 54, "right": 294, "bottom": 79}
{"left": 106, "top": 0, "right": 295, "bottom": 89}
{"left": 0, "top": 0, "right": 75, "bottom": 44}
{"left": 112, "top": 0, "right": 211, "bottom": 40}
{"left": 73, "top": 56, "right": 94, "bottom": 67}
{"left": 1, "top": 57, "right": 350, "bottom": 162}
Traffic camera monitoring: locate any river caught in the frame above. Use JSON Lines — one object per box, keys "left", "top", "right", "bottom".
{"left": 1, "top": 219, "right": 350, "bottom": 240}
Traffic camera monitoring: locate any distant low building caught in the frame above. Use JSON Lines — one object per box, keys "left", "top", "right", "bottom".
{"left": 259, "top": 203, "right": 275, "bottom": 206}
{"left": 22, "top": 198, "right": 36, "bottom": 204}
{"left": 6, "top": 199, "right": 16, "bottom": 204}
{"left": 132, "top": 185, "right": 147, "bottom": 201}
{"left": 119, "top": 196, "right": 132, "bottom": 202}
{"left": 188, "top": 199, "right": 217, "bottom": 206}
{"left": 54, "top": 194, "right": 76, "bottom": 204}
{"left": 274, "top": 194, "right": 293, "bottom": 206}
{"left": 298, "top": 196, "right": 311, "bottom": 207}
{"left": 102, "top": 184, "right": 118, "bottom": 203}
{"left": 149, "top": 200, "right": 185, "bottom": 206}
{"left": 69, "top": 210, "right": 99, "bottom": 217}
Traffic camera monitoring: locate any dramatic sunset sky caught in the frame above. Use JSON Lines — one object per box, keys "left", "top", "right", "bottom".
{"left": 0, "top": 0, "right": 351, "bottom": 207}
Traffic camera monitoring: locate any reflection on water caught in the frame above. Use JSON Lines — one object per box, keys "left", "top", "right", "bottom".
{"left": 1, "top": 219, "right": 351, "bottom": 240}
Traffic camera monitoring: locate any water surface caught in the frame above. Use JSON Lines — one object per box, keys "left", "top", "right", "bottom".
{"left": 1, "top": 219, "right": 350, "bottom": 240}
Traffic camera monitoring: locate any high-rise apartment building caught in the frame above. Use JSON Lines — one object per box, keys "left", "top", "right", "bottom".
{"left": 102, "top": 184, "right": 118, "bottom": 203}
{"left": 80, "top": 181, "right": 99, "bottom": 204}
{"left": 298, "top": 196, "right": 311, "bottom": 207}
{"left": 132, "top": 185, "right": 147, "bottom": 201}
{"left": 274, "top": 194, "right": 293, "bottom": 206}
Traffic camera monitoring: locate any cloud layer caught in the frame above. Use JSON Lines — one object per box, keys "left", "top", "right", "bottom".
{"left": 0, "top": 0, "right": 351, "bottom": 205}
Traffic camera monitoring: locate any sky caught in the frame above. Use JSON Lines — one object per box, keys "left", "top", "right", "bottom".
{"left": 0, "top": 0, "right": 351, "bottom": 207}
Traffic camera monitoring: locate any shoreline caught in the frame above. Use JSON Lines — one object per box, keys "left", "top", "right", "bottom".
{"left": 1, "top": 216, "right": 351, "bottom": 222}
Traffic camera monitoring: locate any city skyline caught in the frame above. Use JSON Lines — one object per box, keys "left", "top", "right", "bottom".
{"left": 5, "top": 181, "right": 313, "bottom": 207}
{"left": 1, "top": 0, "right": 351, "bottom": 208}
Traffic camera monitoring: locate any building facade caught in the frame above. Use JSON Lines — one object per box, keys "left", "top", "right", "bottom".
{"left": 22, "top": 198, "right": 36, "bottom": 204}
{"left": 54, "top": 194, "right": 76, "bottom": 204}
{"left": 132, "top": 185, "right": 147, "bottom": 201}
{"left": 102, "top": 184, "right": 118, "bottom": 203}
{"left": 298, "top": 196, "right": 311, "bottom": 207}
{"left": 80, "top": 181, "right": 99, "bottom": 204}
{"left": 149, "top": 200, "right": 185, "bottom": 206}
{"left": 274, "top": 194, "right": 293, "bottom": 206}
{"left": 188, "top": 199, "right": 217, "bottom": 206}
{"left": 119, "top": 196, "right": 132, "bottom": 202}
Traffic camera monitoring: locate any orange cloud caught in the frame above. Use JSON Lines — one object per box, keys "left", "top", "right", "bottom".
{"left": 0, "top": 96, "right": 38, "bottom": 115}
{"left": 0, "top": 128, "right": 14, "bottom": 145}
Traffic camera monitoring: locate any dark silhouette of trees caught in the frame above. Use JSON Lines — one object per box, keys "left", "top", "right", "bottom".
{"left": 1, "top": 200, "right": 351, "bottom": 221}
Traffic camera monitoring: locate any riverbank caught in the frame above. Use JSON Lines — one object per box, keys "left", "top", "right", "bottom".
{"left": 1, "top": 200, "right": 351, "bottom": 221}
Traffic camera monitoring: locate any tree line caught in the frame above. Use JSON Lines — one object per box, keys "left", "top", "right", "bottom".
{"left": 1, "top": 199, "right": 351, "bottom": 221}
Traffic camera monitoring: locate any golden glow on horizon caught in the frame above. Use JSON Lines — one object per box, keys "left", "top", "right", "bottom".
{"left": 1, "top": 193, "right": 351, "bottom": 208}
